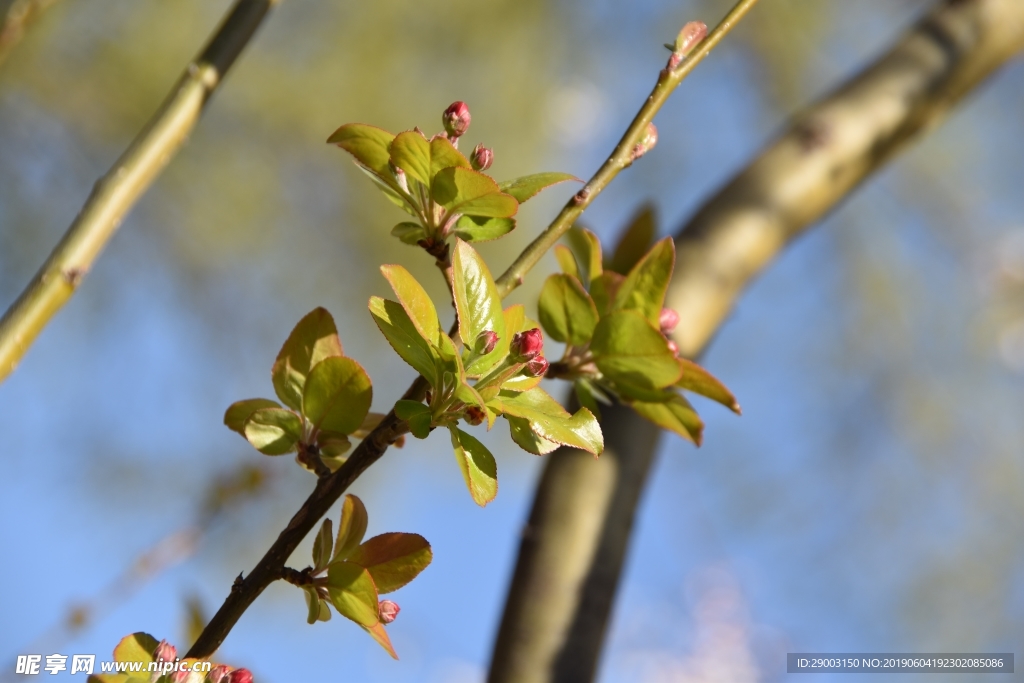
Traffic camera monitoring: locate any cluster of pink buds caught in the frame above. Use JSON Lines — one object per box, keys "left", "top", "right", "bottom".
{"left": 660, "top": 307, "right": 680, "bottom": 356}
{"left": 511, "top": 328, "right": 550, "bottom": 378}
{"left": 378, "top": 600, "right": 401, "bottom": 624}
{"left": 154, "top": 640, "right": 177, "bottom": 665}
{"left": 442, "top": 101, "right": 472, "bottom": 141}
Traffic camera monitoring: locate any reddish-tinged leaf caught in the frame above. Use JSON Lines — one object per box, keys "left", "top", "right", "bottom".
{"left": 349, "top": 532, "right": 432, "bottom": 594}
{"left": 333, "top": 494, "right": 368, "bottom": 561}
{"left": 272, "top": 308, "right": 344, "bottom": 411}
{"left": 677, "top": 358, "right": 742, "bottom": 414}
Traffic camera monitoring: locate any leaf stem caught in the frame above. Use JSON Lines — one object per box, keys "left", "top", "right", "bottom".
{"left": 494, "top": 0, "right": 762, "bottom": 298}
{"left": 0, "top": 0, "right": 279, "bottom": 384}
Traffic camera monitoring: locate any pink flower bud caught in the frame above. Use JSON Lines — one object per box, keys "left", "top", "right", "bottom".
{"left": 524, "top": 355, "right": 549, "bottom": 378}
{"left": 465, "top": 406, "right": 486, "bottom": 426}
{"left": 227, "top": 669, "right": 253, "bottom": 683}
{"left": 475, "top": 330, "right": 499, "bottom": 355}
{"left": 510, "top": 328, "right": 544, "bottom": 360}
{"left": 378, "top": 600, "right": 400, "bottom": 624}
{"left": 659, "top": 308, "right": 679, "bottom": 333}
{"left": 154, "top": 640, "right": 177, "bottom": 664}
{"left": 470, "top": 143, "right": 494, "bottom": 172}
{"left": 207, "top": 665, "right": 232, "bottom": 683}
{"left": 442, "top": 101, "right": 471, "bottom": 138}
{"left": 630, "top": 123, "right": 658, "bottom": 163}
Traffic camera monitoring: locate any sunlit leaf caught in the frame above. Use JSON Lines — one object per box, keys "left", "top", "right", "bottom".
{"left": 452, "top": 240, "right": 506, "bottom": 375}
{"left": 567, "top": 226, "right": 603, "bottom": 284}
{"left": 272, "top": 308, "right": 345, "bottom": 411}
{"left": 302, "top": 586, "right": 331, "bottom": 624}
{"left": 391, "top": 221, "right": 427, "bottom": 245}
{"left": 313, "top": 518, "right": 334, "bottom": 572}
{"left": 453, "top": 215, "right": 516, "bottom": 242}
{"left": 362, "top": 621, "right": 399, "bottom": 659}
{"left": 350, "top": 532, "right": 432, "bottom": 594}
{"left": 591, "top": 310, "right": 682, "bottom": 390}
{"left": 328, "top": 123, "right": 397, "bottom": 184}
{"left": 388, "top": 130, "right": 432, "bottom": 186}
{"left": 243, "top": 408, "right": 302, "bottom": 455}
{"left": 448, "top": 426, "right": 498, "bottom": 506}
{"left": 395, "top": 400, "right": 432, "bottom": 438}
{"left": 369, "top": 297, "right": 440, "bottom": 388}
{"left": 538, "top": 274, "right": 599, "bottom": 345}
{"left": 494, "top": 388, "right": 603, "bottom": 455}
{"left": 303, "top": 357, "right": 373, "bottom": 436}
{"left": 506, "top": 415, "right": 560, "bottom": 455}
{"left": 381, "top": 265, "right": 443, "bottom": 346}
{"left": 612, "top": 237, "right": 674, "bottom": 326}
{"left": 607, "top": 203, "right": 656, "bottom": 274}
{"left": 112, "top": 633, "right": 158, "bottom": 664}
{"left": 498, "top": 172, "right": 580, "bottom": 203}
{"left": 224, "top": 398, "right": 280, "bottom": 436}
{"left": 432, "top": 167, "right": 518, "bottom": 218}
{"left": 554, "top": 244, "right": 580, "bottom": 280}
{"left": 333, "top": 494, "right": 368, "bottom": 562}
{"left": 629, "top": 394, "right": 704, "bottom": 444}
{"left": 590, "top": 271, "right": 625, "bottom": 315}
{"left": 326, "top": 563, "right": 379, "bottom": 627}
{"left": 677, "top": 358, "right": 741, "bottom": 413}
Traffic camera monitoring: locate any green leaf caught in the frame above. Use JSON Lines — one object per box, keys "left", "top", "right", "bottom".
{"left": 395, "top": 400, "right": 432, "bottom": 438}
{"left": 607, "top": 203, "right": 656, "bottom": 274}
{"left": 498, "top": 172, "right": 580, "bottom": 203}
{"left": 317, "top": 431, "right": 352, "bottom": 459}
{"left": 554, "top": 244, "right": 580, "bottom": 280}
{"left": 629, "top": 394, "right": 704, "bottom": 444}
{"left": 538, "top": 274, "right": 599, "bottom": 345}
{"left": 362, "top": 621, "right": 398, "bottom": 659}
{"left": 313, "top": 518, "right": 334, "bottom": 572}
{"left": 590, "top": 271, "right": 625, "bottom": 315}
{"left": 574, "top": 380, "right": 603, "bottom": 419}
{"left": 677, "top": 358, "right": 741, "bottom": 413}
{"left": 453, "top": 215, "right": 516, "bottom": 242}
{"left": 429, "top": 135, "right": 472, "bottom": 178}
{"left": 302, "top": 357, "right": 373, "bottom": 436}
{"left": 613, "top": 237, "right": 674, "bottom": 326}
{"left": 369, "top": 296, "right": 441, "bottom": 388}
{"left": 349, "top": 532, "right": 433, "bottom": 593}
{"left": 452, "top": 240, "right": 506, "bottom": 375}
{"left": 395, "top": 400, "right": 430, "bottom": 420}
{"left": 506, "top": 415, "right": 560, "bottom": 455}
{"left": 303, "top": 586, "right": 331, "bottom": 624}
{"left": 224, "top": 398, "right": 280, "bottom": 436}
{"left": 243, "top": 408, "right": 302, "bottom": 455}
{"left": 591, "top": 310, "right": 682, "bottom": 390}
{"left": 388, "top": 130, "right": 432, "bottom": 186}
{"left": 326, "top": 562, "right": 379, "bottom": 627}
{"left": 333, "top": 494, "right": 368, "bottom": 561}
{"left": 357, "top": 164, "right": 417, "bottom": 216}
{"left": 448, "top": 426, "right": 499, "bottom": 506}
{"left": 381, "top": 265, "right": 443, "bottom": 346}
{"left": 328, "top": 123, "right": 397, "bottom": 185}
{"left": 408, "top": 413, "right": 432, "bottom": 438}
{"left": 567, "top": 226, "right": 603, "bottom": 284}
{"left": 272, "top": 307, "right": 345, "bottom": 411}
{"left": 391, "top": 222, "right": 427, "bottom": 245}
{"left": 112, "top": 632, "right": 159, "bottom": 664}
{"left": 494, "top": 388, "right": 603, "bottom": 455}
{"left": 432, "top": 167, "right": 518, "bottom": 218}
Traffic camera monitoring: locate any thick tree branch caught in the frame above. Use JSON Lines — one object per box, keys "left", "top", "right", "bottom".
{"left": 488, "top": 1, "right": 1024, "bottom": 681}
{"left": 0, "top": 0, "right": 278, "bottom": 383}
{"left": 185, "top": 2, "right": 759, "bottom": 659}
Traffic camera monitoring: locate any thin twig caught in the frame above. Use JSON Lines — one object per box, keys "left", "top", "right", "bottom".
{"left": 185, "top": 0, "right": 760, "bottom": 661}
{"left": 0, "top": 0, "right": 279, "bottom": 383}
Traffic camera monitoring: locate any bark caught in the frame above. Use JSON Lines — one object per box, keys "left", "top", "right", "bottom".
{"left": 488, "top": 1, "right": 1024, "bottom": 681}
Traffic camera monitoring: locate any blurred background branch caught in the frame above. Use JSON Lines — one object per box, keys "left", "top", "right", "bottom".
{"left": 0, "top": 0, "right": 277, "bottom": 383}
{"left": 488, "top": 1, "right": 1024, "bottom": 681}
{"left": 0, "top": 0, "right": 58, "bottom": 68}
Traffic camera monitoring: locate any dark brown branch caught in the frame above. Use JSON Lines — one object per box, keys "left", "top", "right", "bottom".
{"left": 488, "top": 1, "right": 1024, "bottom": 681}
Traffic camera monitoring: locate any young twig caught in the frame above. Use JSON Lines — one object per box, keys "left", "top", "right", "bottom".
{"left": 0, "top": 0, "right": 278, "bottom": 383}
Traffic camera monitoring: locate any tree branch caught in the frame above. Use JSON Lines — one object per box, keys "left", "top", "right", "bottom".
{"left": 487, "top": 1, "right": 1024, "bottom": 681}
{"left": 0, "top": 0, "right": 278, "bottom": 383}
{"left": 185, "top": 1, "right": 760, "bottom": 659}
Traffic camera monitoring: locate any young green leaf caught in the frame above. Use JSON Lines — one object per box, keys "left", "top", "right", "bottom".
{"left": 677, "top": 357, "right": 741, "bottom": 414}
{"left": 326, "top": 562, "right": 379, "bottom": 627}
{"left": 243, "top": 408, "right": 303, "bottom": 455}
{"left": 591, "top": 310, "right": 682, "bottom": 390}
{"left": 567, "top": 226, "right": 603, "bottom": 285}
{"left": 498, "top": 172, "right": 580, "bottom": 203}
{"left": 328, "top": 123, "right": 398, "bottom": 186}
{"left": 317, "top": 431, "right": 352, "bottom": 459}
{"left": 369, "top": 296, "right": 441, "bottom": 388}
{"left": 313, "top": 518, "right": 334, "bottom": 572}
{"left": 395, "top": 400, "right": 432, "bottom": 439}
{"left": 111, "top": 632, "right": 159, "bottom": 665}
{"left": 428, "top": 135, "right": 471, "bottom": 178}
{"left": 506, "top": 415, "right": 560, "bottom": 455}
{"left": 629, "top": 394, "right": 704, "bottom": 444}
{"left": 452, "top": 240, "right": 506, "bottom": 375}
{"left": 302, "top": 357, "right": 373, "bottom": 436}
{"left": 357, "top": 164, "right": 417, "bottom": 216}
{"left": 362, "top": 621, "right": 399, "bottom": 659}
{"left": 574, "top": 380, "right": 604, "bottom": 419}
{"left": 349, "top": 532, "right": 432, "bottom": 594}
{"left": 538, "top": 274, "right": 599, "bottom": 346}
{"left": 494, "top": 388, "right": 603, "bottom": 455}
{"left": 381, "top": 265, "right": 443, "bottom": 346}
{"left": 391, "top": 222, "right": 427, "bottom": 245}
{"left": 607, "top": 203, "right": 656, "bottom": 274}
{"left": 453, "top": 215, "right": 516, "bottom": 242}
{"left": 302, "top": 586, "right": 331, "bottom": 624}
{"left": 590, "top": 271, "right": 625, "bottom": 315}
{"left": 272, "top": 308, "right": 345, "bottom": 411}
{"left": 432, "top": 167, "right": 518, "bottom": 218}
{"left": 554, "top": 244, "right": 580, "bottom": 280}
{"left": 448, "top": 426, "right": 499, "bottom": 506}
{"left": 224, "top": 398, "right": 281, "bottom": 436}
{"left": 612, "top": 237, "right": 674, "bottom": 326}
{"left": 390, "top": 131, "right": 471, "bottom": 187}
{"left": 333, "top": 494, "right": 369, "bottom": 562}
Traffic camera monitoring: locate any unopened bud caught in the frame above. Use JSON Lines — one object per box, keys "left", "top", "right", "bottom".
{"left": 510, "top": 328, "right": 544, "bottom": 360}
{"left": 208, "top": 666, "right": 231, "bottom": 683}
{"left": 470, "top": 143, "right": 494, "bottom": 172}
{"left": 154, "top": 640, "right": 177, "bottom": 664}
{"left": 227, "top": 669, "right": 253, "bottom": 683}
{"left": 378, "top": 600, "right": 401, "bottom": 624}
{"left": 170, "top": 670, "right": 196, "bottom": 683}
{"left": 659, "top": 308, "right": 679, "bottom": 333}
{"left": 442, "top": 101, "right": 471, "bottom": 139}
{"left": 475, "top": 330, "right": 499, "bottom": 355}
{"left": 465, "top": 406, "right": 486, "bottom": 426}
{"left": 524, "top": 355, "right": 549, "bottom": 378}
{"left": 389, "top": 161, "right": 409, "bottom": 193}
{"left": 630, "top": 123, "right": 658, "bottom": 163}
{"left": 666, "top": 21, "right": 708, "bottom": 70}
{"left": 667, "top": 340, "right": 679, "bottom": 356}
